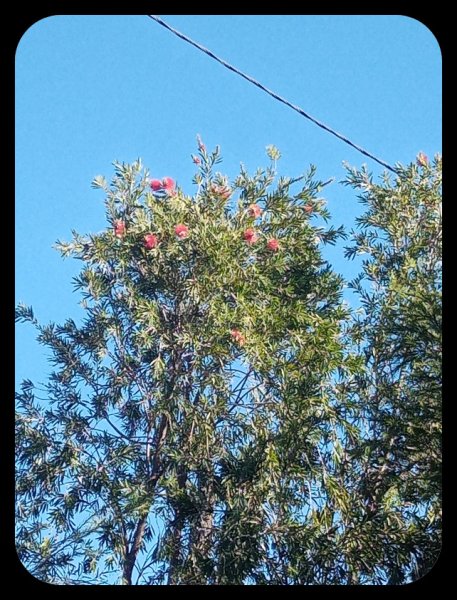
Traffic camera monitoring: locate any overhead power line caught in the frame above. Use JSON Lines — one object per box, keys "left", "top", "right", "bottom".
{"left": 147, "top": 15, "right": 397, "bottom": 174}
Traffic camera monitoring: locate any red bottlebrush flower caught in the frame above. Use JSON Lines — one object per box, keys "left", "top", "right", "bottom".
{"left": 175, "top": 224, "right": 189, "bottom": 239}
{"left": 192, "top": 155, "right": 201, "bottom": 165}
{"left": 114, "top": 220, "right": 126, "bottom": 238}
{"left": 243, "top": 228, "right": 258, "bottom": 245}
{"left": 304, "top": 204, "right": 313, "bottom": 214}
{"left": 162, "top": 177, "right": 175, "bottom": 193}
{"left": 248, "top": 204, "right": 263, "bottom": 218}
{"left": 150, "top": 179, "right": 162, "bottom": 191}
{"left": 267, "top": 238, "right": 280, "bottom": 252}
{"left": 417, "top": 152, "right": 429, "bottom": 167}
{"left": 144, "top": 233, "right": 158, "bottom": 249}
{"left": 231, "top": 329, "right": 245, "bottom": 345}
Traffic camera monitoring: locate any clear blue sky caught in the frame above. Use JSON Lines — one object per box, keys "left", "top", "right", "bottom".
{"left": 15, "top": 15, "right": 441, "bottom": 386}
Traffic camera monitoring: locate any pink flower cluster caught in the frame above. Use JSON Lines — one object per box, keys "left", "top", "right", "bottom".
{"left": 114, "top": 220, "right": 126, "bottom": 238}
{"left": 243, "top": 228, "right": 258, "bottom": 245}
{"left": 175, "top": 224, "right": 189, "bottom": 239}
{"left": 266, "top": 238, "right": 279, "bottom": 252}
{"left": 231, "top": 329, "right": 246, "bottom": 345}
{"left": 144, "top": 233, "right": 158, "bottom": 249}
{"left": 150, "top": 177, "right": 176, "bottom": 194}
{"left": 243, "top": 229, "right": 279, "bottom": 252}
{"left": 248, "top": 204, "right": 263, "bottom": 218}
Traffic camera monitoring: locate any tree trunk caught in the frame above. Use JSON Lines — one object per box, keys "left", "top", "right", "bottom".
{"left": 122, "top": 414, "right": 169, "bottom": 585}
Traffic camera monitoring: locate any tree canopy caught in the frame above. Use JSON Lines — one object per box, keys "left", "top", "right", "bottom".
{"left": 15, "top": 143, "right": 441, "bottom": 585}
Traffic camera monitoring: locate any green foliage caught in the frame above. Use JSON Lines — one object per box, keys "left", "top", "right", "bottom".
{"left": 340, "top": 154, "right": 442, "bottom": 583}
{"left": 15, "top": 144, "right": 441, "bottom": 585}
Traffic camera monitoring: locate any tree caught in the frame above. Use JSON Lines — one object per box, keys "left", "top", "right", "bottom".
{"left": 15, "top": 143, "right": 441, "bottom": 585}
{"left": 339, "top": 153, "right": 442, "bottom": 583}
